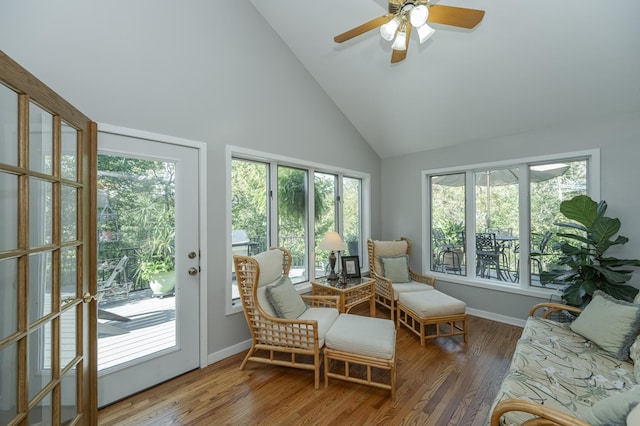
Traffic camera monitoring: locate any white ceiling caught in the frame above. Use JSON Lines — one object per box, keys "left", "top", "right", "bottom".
{"left": 250, "top": 0, "right": 640, "bottom": 158}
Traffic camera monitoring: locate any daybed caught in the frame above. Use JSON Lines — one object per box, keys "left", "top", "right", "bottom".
{"left": 490, "top": 291, "right": 640, "bottom": 426}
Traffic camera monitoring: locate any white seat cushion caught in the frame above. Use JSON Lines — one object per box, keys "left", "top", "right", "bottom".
{"left": 372, "top": 240, "right": 409, "bottom": 274}
{"left": 298, "top": 307, "right": 340, "bottom": 347}
{"left": 399, "top": 290, "right": 466, "bottom": 317}
{"left": 325, "top": 314, "right": 396, "bottom": 360}
{"left": 253, "top": 249, "right": 284, "bottom": 286}
{"left": 392, "top": 281, "right": 434, "bottom": 300}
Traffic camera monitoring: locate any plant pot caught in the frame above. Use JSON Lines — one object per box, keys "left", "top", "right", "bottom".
{"left": 149, "top": 271, "right": 175, "bottom": 298}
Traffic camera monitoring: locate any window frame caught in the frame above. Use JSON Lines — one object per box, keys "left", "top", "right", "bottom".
{"left": 422, "top": 149, "right": 600, "bottom": 297}
{"left": 226, "top": 146, "right": 371, "bottom": 314}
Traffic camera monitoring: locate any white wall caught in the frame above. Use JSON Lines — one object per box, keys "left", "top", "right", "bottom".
{"left": 0, "top": 0, "right": 381, "bottom": 358}
{"left": 381, "top": 112, "right": 640, "bottom": 321}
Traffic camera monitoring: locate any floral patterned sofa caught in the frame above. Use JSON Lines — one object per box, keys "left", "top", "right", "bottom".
{"left": 490, "top": 291, "right": 640, "bottom": 426}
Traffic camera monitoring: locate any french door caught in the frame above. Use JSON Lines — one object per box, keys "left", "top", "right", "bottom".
{"left": 0, "top": 51, "right": 97, "bottom": 424}
{"left": 96, "top": 126, "right": 202, "bottom": 407}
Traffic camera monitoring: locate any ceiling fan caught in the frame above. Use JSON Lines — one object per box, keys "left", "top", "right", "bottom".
{"left": 334, "top": 0, "right": 485, "bottom": 63}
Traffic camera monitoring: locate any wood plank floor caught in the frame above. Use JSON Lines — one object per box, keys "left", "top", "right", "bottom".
{"left": 98, "top": 304, "right": 523, "bottom": 426}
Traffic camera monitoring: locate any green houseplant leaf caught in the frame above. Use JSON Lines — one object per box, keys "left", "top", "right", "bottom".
{"left": 540, "top": 195, "right": 640, "bottom": 307}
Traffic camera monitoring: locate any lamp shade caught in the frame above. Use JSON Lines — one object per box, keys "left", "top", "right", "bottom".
{"left": 380, "top": 17, "right": 401, "bottom": 41}
{"left": 410, "top": 5, "right": 428, "bottom": 27}
{"left": 318, "top": 231, "right": 346, "bottom": 251}
{"left": 416, "top": 23, "right": 435, "bottom": 43}
{"left": 391, "top": 28, "right": 407, "bottom": 51}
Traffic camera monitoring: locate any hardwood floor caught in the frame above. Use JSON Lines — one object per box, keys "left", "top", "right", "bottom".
{"left": 98, "top": 304, "right": 522, "bottom": 426}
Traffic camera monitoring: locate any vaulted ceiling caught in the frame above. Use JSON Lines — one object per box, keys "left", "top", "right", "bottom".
{"left": 251, "top": 0, "right": 640, "bottom": 158}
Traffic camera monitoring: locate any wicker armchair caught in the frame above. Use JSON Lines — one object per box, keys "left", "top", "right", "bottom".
{"left": 233, "top": 247, "right": 340, "bottom": 389}
{"left": 367, "top": 237, "right": 436, "bottom": 321}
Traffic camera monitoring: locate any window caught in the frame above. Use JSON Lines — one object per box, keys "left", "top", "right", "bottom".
{"left": 425, "top": 150, "right": 597, "bottom": 293}
{"left": 230, "top": 151, "right": 368, "bottom": 303}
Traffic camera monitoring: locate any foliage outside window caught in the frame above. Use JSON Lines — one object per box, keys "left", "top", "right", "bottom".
{"left": 97, "top": 155, "right": 176, "bottom": 294}
{"left": 427, "top": 152, "right": 593, "bottom": 291}
{"left": 231, "top": 155, "right": 365, "bottom": 301}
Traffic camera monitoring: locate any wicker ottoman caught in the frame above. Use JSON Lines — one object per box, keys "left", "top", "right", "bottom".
{"left": 397, "top": 290, "right": 467, "bottom": 346}
{"left": 324, "top": 314, "right": 397, "bottom": 399}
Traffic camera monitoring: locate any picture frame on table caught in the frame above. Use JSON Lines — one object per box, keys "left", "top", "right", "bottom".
{"left": 341, "top": 255, "right": 361, "bottom": 279}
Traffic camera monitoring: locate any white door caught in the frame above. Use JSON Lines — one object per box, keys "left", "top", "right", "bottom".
{"left": 96, "top": 126, "right": 202, "bottom": 407}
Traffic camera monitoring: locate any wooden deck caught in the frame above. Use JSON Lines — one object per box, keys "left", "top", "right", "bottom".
{"left": 98, "top": 290, "right": 176, "bottom": 371}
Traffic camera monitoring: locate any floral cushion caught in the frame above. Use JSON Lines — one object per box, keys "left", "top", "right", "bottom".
{"left": 491, "top": 316, "right": 637, "bottom": 426}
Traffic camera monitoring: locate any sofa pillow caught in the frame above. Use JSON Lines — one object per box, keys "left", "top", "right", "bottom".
{"left": 380, "top": 255, "right": 410, "bottom": 283}
{"left": 372, "top": 240, "right": 408, "bottom": 274}
{"left": 627, "top": 401, "right": 640, "bottom": 426}
{"left": 580, "top": 385, "right": 640, "bottom": 426}
{"left": 630, "top": 336, "right": 640, "bottom": 382}
{"left": 570, "top": 291, "right": 640, "bottom": 360}
{"left": 253, "top": 249, "right": 283, "bottom": 286}
{"left": 265, "top": 276, "right": 307, "bottom": 319}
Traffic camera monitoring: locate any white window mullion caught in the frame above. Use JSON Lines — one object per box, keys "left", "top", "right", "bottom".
{"left": 269, "top": 162, "right": 278, "bottom": 248}
{"left": 465, "top": 171, "right": 476, "bottom": 279}
{"left": 518, "top": 164, "right": 531, "bottom": 289}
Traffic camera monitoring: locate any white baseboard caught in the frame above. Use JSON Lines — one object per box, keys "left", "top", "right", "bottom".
{"left": 466, "top": 307, "right": 526, "bottom": 328}
{"left": 207, "top": 339, "right": 252, "bottom": 366}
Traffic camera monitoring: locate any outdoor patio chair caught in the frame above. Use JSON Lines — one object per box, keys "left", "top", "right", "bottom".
{"left": 475, "top": 233, "right": 506, "bottom": 280}
{"left": 233, "top": 247, "right": 340, "bottom": 389}
{"left": 97, "top": 255, "right": 133, "bottom": 302}
{"left": 432, "top": 228, "right": 463, "bottom": 274}
{"left": 530, "top": 230, "right": 553, "bottom": 275}
{"left": 367, "top": 237, "right": 436, "bottom": 321}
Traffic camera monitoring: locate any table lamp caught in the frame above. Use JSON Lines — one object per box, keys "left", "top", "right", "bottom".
{"left": 318, "top": 231, "right": 346, "bottom": 281}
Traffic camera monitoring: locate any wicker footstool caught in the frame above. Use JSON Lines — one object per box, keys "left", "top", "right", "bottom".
{"left": 324, "top": 314, "right": 397, "bottom": 399}
{"left": 397, "top": 290, "right": 467, "bottom": 346}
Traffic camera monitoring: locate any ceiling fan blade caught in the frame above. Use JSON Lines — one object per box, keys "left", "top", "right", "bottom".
{"left": 391, "top": 24, "right": 411, "bottom": 64}
{"left": 427, "top": 4, "right": 485, "bottom": 29}
{"left": 334, "top": 15, "right": 391, "bottom": 43}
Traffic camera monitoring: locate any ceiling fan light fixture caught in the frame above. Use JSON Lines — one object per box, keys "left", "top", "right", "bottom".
{"left": 380, "top": 16, "right": 401, "bottom": 41}
{"left": 409, "top": 5, "right": 428, "bottom": 27}
{"left": 416, "top": 23, "right": 435, "bottom": 43}
{"left": 391, "top": 26, "right": 407, "bottom": 50}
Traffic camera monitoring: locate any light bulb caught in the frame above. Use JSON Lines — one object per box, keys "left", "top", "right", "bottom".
{"left": 380, "top": 17, "right": 400, "bottom": 41}
{"left": 410, "top": 5, "right": 428, "bottom": 27}
{"left": 416, "top": 23, "right": 435, "bottom": 43}
{"left": 392, "top": 29, "right": 407, "bottom": 51}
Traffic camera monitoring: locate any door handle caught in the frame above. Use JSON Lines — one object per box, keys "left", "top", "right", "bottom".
{"left": 83, "top": 292, "right": 99, "bottom": 303}
{"left": 188, "top": 267, "right": 198, "bottom": 276}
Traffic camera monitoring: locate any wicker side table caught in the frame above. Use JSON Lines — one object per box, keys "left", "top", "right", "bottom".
{"left": 311, "top": 277, "right": 375, "bottom": 316}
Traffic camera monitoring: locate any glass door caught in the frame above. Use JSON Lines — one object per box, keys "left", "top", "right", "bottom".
{"left": 0, "top": 51, "right": 96, "bottom": 425}
{"left": 96, "top": 128, "right": 201, "bottom": 407}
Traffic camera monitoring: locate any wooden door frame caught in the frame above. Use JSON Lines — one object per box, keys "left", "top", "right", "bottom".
{"left": 0, "top": 50, "right": 98, "bottom": 424}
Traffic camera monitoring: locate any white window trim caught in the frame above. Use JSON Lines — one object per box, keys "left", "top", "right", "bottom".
{"left": 225, "top": 145, "right": 372, "bottom": 315}
{"left": 421, "top": 148, "right": 600, "bottom": 298}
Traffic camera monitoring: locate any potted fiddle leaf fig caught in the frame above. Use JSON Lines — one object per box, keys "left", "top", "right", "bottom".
{"left": 540, "top": 195, "right": 640, "bottom": 307}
